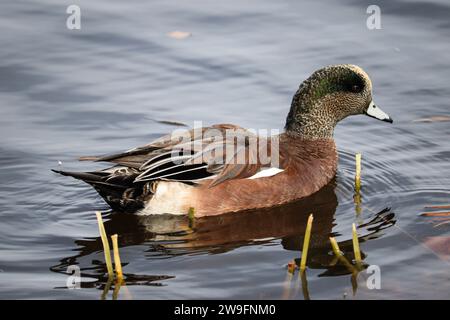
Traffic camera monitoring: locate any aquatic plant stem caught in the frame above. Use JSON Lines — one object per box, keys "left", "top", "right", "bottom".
{"left": 101, "top": 276, "right": 114, "bottom": 300}
{"left": 112, "top": 280, "right": 122, "bottom": 300}
{"left": 355, "top": 153, "right": 361, "bottom": 192}
{"left": 111, "top": 234, "right": 124, "bottom": 282}
{"left": 329, "top": 237, "right": 341, "bottom": 257}
{"left": 188, "top": 207, "right": 195, "bottom": 229}
{"left": 330, "top": 236, "right": 359, "bottom": 294}
{"left": 95, "top": 211, "right": 114, "bottom": 279}
{"left": 282, "top": 265, "right": 294, "bottom": 299}
{"left": 287, "top": 260, "right": 296, "bottom": 274}
{"left": 329, "top": 237, "right": 358, "bottom": 273}
{"left": 300, "top": 214, "right": 313, "bottom": 272}
{"left": 354, "top": 153, "right": 362, "bottom": 216}
{"left": 352, "top": 223, "right": 362, "bottom": 266}
{"left": 300, "top": 269, "right": 310, "bottom": 300}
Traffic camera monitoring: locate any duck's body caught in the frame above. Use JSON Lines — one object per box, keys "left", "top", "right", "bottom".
{"left": 143, "top": 136, "right": 336, "bottom": 216}
{"left": 54, "top": 64, "right": 392, "bottom": 216}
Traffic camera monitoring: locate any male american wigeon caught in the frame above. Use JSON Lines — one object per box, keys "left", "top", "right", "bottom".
{"left": 54, "top": 64, "right": 393, "bottom": 216}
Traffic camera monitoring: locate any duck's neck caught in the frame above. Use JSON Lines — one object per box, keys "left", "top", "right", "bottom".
{"left": 284, "top": 92, "right": 337, "bottom": 139}
{"left": 284, "top": 110, "right": 336, "bottom": 139}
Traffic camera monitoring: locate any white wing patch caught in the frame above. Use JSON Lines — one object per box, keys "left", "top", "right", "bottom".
{"left": 247, "top": 167, "right": 284, "bottom": 180}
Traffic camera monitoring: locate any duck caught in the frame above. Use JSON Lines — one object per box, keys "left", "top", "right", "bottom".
{"left": 53, "top": 64, "right": 393, "bottom": 217}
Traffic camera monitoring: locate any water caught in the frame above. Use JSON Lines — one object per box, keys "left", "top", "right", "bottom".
{"left": 0, "top": 0, "right": 449, "bottom": 299}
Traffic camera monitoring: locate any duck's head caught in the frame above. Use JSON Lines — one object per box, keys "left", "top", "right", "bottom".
{"left": 285, "top": 64, "right": 392, "bottom": 139}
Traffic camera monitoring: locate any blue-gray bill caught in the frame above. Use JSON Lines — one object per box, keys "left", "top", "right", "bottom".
{"left": 365, "top": 101, "right": 393, "bottom": 123}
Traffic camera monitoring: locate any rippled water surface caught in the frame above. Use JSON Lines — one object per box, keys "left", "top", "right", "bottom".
{"left": 1, "top": 0, "right": 449, "bottom": 299}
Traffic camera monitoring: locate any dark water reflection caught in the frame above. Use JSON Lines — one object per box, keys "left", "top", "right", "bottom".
{"left": 50, "top": 182, "right": 396, "bottom": 299}
{"left": 1, "top": 0, "right": 450, "bottom": 299}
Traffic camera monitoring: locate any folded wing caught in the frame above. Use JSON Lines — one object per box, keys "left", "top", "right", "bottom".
{"left": 77, "top": 124, "right": 277, "bottom": 187}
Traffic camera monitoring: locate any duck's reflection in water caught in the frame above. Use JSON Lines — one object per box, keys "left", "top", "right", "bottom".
{"left": 51, "top": 180, "right": 395, "bottom": 297}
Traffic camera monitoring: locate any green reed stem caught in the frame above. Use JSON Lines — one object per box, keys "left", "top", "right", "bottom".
{"left": 95, "top": 211, "right": 114, "bottom": 279}
{"left": 300, "top": 214, "right": 314, "bottom": 272}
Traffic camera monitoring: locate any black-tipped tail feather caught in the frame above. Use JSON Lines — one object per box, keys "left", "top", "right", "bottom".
{"left": 52, "top": 169, "right": 152, "bottom": 212}
{"left": 52, "top": 169, "right": 109, "bottom": 183}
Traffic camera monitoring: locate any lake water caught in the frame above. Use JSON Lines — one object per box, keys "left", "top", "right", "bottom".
{"left": 0, "top": 0, "right": 449, "bottom": 299}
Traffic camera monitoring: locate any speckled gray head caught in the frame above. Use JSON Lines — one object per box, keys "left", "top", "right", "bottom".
{"left": 285, "top": 64, "right": 392, "bottom": 139}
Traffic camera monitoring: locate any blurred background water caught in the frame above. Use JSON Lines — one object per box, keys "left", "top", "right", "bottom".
{"left": 0, "top": 0, "right": 449, "bottom": 299}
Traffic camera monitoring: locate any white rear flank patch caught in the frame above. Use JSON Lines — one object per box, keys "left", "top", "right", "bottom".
{"left": 140, "top": 181, "right": 193, "bottom": 215}
{"left": 247, "top": 167, "right": 284, "bottom": 179}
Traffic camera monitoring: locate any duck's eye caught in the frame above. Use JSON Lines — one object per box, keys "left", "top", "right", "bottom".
{"left": 351, "top": 85, "right": 361, "bottom": 93}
